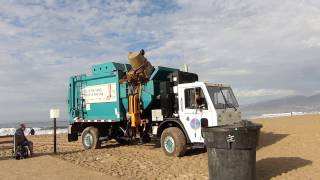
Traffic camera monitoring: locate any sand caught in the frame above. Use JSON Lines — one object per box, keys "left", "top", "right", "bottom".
{"left": 0, "top": 155, "right": 117, "bottom": 180}
{"left": 0, "top": 115, "right": 319, "bottom": 180}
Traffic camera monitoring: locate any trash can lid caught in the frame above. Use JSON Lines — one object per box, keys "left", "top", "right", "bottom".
{"left": 203, "top": 120, "right": 262, "bottom": 132}
{"left": 202, "top": 120, "right": 262, "bottom": 149}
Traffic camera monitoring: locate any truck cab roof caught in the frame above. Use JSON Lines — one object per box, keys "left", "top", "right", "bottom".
{"left": 204, "top": 82, "right": 231, "bottom": 88}
{"left": 178, "top": 81, "right": 231, "bottom": 88}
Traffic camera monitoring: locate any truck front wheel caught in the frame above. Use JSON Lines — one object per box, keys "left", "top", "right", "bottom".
{"left": 160, "top": 127, "right": 186, "bottom": 157}
{"left": 81, "top": 127, "right": 101, "bottom": 149}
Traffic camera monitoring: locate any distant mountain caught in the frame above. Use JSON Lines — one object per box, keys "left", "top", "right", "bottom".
{"left": 241, "top": 93, "right": 320, "bottom": 117}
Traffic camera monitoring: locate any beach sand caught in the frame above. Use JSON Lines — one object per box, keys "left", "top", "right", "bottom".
{"left": 0, "top": 155, "right": 117, "bottom": 180}
{"left": 0, "top": 115, "right": 319, "bottom": 179}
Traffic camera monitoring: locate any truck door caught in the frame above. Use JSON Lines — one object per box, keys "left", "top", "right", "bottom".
{"left": 178, "top": 86, "right": 212, "bottom": 143}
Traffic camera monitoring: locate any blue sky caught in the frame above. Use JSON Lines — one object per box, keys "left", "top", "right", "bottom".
{"left": 0, "top": 0, "right": 320, "bottom": 123}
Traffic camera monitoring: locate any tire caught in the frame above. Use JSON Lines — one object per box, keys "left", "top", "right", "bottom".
{"left": 15, "top": 152, "right": 21, "bottom": 160}
{"left": 161, "top": 127, "right": 187, "bottom": 157}
{"left": 23, "top": 146, "right": 29, "bottom": 158}
{"left": 81, "top": 127, "right": 101, "bottom": 150}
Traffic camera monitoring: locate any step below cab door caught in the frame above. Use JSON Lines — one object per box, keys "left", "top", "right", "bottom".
{"left": 178, "top": 83, "right": 217, "bottom": 143}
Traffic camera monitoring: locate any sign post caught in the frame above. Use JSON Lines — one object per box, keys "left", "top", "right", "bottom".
{"left": 50, "top": 109, "right": 60, "bottom": 154}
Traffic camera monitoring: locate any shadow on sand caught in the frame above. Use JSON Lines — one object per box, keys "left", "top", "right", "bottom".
{"left": 100, "top": 142, "right": 124, "bottom": 149}
{"left": 257, "top": 131, "right": 288, "bottom": 150}
{"left": 257, "top": 157, "right": 312, "bottom": 180}
{"left": 184, "top": 130, "right": 289, "bottom": 156}
{"left": 184, "top": 148, "right": 207, "bottom": 156}
{"left": 0, "top": 149, "right": 86, "bottom": 161}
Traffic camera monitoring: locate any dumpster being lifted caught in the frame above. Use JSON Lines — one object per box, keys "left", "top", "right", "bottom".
{"left": 67, "top": 49, "right": 242, "bottom": 157}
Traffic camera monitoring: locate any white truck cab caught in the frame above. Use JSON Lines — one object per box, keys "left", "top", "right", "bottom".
{"left": 156, "top": 82, "right": 241, "bottom": 156}
{"left": 178, "top": 82, "right": 241, "bottom": 143}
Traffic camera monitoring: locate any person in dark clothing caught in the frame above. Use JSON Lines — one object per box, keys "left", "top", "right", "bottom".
{"left": 29, "top": 128, "right": 35, "bottom": 135}
{"left": 15, "top": 124, "right": 33, "bottom": 157}
{"left": 195, "top": 88, "right": 207, "bottom": 109}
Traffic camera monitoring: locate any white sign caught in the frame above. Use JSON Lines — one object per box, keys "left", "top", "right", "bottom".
{"left": 152, "top": 109, "right": 163, "bottom": 121}
{"left": 81, "top": 83, "right": 117, "bottom": 104}
{"left": 50, "top": 109, "right": 60, "bottom": 118}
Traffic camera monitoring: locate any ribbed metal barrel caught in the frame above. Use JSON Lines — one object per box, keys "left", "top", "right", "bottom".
{"left": 202, "top": 121, "right": 262, "bottom": 180}
{"left": 128, "top": 52, "right": 146, "bottom": 70}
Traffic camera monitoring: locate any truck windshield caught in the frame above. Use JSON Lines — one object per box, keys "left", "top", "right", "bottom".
{"left": 206, "top": 86, "right": 239, "bottom": 109}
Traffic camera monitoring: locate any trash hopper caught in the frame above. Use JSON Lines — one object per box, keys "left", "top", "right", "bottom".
{"left": 202, "top": 121, "right": 262, "bottom": 180}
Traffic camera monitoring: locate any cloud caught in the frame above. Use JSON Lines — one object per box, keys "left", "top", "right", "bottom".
{"left": 150, "top": 0, "right": 320, "bottom": 96}
{"left": 0, "top": 21, "right": 22, "bottom": 36}
{"left": 303, "top": 37, "right": 320, "bottom": 48}
{"left": 235, "top": 89, "right": 296, "bottom": 98}
{"left": 208, "top": 68, "right": 250, "bottom": 76}
{"left": 313, "top": 90, "right": 320, "bottom": 94}
{"left": 0, "top": 0, "right": 179, "bottom": 122}
{"left": 0, "top": 0, "right": 320, "bottom": 122}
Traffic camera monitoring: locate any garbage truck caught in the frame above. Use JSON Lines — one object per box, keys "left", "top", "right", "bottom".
{"left": 67, "top": 50, "right": 241, "bottom": 157}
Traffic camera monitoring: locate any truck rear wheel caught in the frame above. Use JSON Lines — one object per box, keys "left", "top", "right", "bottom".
{"left": 161, "top": 127, "right": 186, "bottom": 157}
{"left": 81, "top": 127, "right": 101, "bottom": 149}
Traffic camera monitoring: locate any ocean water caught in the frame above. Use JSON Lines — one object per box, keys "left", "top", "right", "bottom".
{"left": 0, "top": 121, "right": 68, "bottom": 136}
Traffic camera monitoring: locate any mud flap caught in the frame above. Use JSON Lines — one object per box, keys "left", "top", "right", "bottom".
{"left": 68, "top": 125, "right": 78, "bottom": 142}
{"left": 68, "top": 133, "right": 78, "bottom": 142}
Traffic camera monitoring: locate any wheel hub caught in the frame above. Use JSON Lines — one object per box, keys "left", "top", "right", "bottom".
{"left": 164, "top": 136, "right": 175, "bottom": 154}
{"left": 84, "top": 133, "right": 93, "bottom": 147}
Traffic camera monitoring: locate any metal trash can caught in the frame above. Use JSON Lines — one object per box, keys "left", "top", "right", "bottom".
{"left": 202, "top": 121, "right": 262, "bottom": 180}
